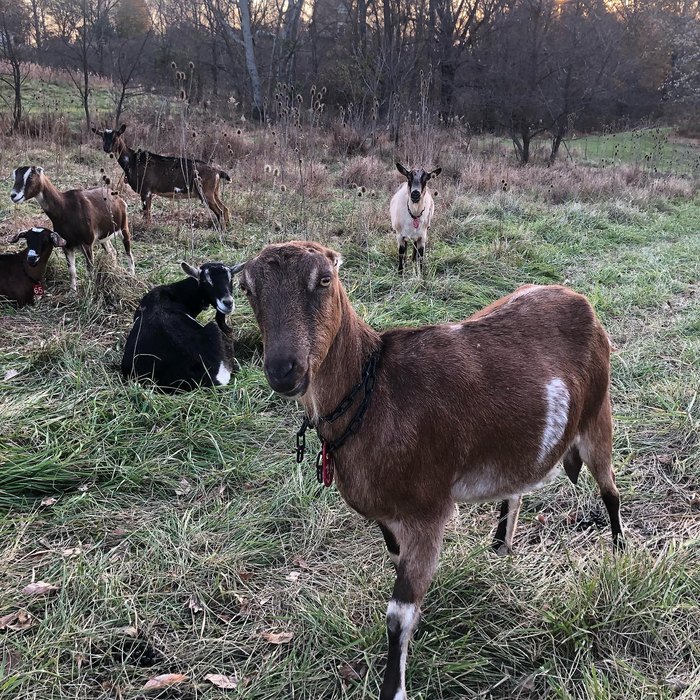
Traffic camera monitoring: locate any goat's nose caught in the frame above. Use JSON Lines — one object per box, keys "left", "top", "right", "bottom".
{"left": 410, "top": 190, "right": 421, "bottom": 202}
{"left": 27, "top": 253, "right": 39, "bottom": 266}
{"left": 265, "top": 356, "right": 298, "bottom": 392}
{"left": 217, "top": 296, "right": 234, "bottom": 313}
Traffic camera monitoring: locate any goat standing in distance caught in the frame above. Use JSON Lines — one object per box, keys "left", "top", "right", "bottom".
{"left": 239, "top": 241, "right": 624, "bottom": 700}
{"left": 93, "top": 124, "right": 231, "bottom": 226}
{"left": 10, "top": 166, "right": 133, "bottom": 292}
{"left": 122, "top": 261, "right": 244, "bottom": 393}
{"left": 390, "top": 162, "right": 441, "bottom": 274}
{"left": 0, "top": 227, "right": 67, "bottom": 305}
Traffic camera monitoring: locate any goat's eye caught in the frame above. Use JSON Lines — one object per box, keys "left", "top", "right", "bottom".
{"left": 319, "top": 276, "right": 331, "bottom": 287}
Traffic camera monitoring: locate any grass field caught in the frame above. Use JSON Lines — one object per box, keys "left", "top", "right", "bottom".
{"left": 0, "top": 113, "right": 699, "bottom": 700}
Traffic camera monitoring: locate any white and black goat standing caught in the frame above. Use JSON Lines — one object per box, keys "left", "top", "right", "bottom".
{"left": 390, "top": 162, "right": 441, "bottom": 273}
{"left": 121, "top": 262, "right": 244, "bottom": 392}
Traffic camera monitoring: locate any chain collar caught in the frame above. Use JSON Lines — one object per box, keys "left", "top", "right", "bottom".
{"left": 407, "top": 201, "right": 425, "bottom": 220}
{"left": 295, "top": 349, "right": 381, "bottom": 486}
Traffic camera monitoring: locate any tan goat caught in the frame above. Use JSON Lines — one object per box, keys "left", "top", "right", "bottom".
{"left": 240, "top": 241, "right": 623, "bottom": 700}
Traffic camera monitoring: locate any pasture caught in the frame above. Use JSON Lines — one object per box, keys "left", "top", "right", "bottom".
{"left": 0, "top": 114, "right": 699, "bottom": 700}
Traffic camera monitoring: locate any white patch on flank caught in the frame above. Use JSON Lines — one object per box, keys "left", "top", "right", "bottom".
{"left": 538, "top": 377, "right": 570, "bottom": 463}
{"left": 216, "top": 362, "right": 231, "bottom": 385}
{"left": 174, "top": 187, "right": 183, "bottom": 193}
{"left": 386, "top": 600, "right": 417, "bottom": 700}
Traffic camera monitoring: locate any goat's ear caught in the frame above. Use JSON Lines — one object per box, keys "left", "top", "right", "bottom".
{"left": 396, "top": 162, "right": 410, "bottom": 178}
{"left": 325, "top": 250, "right": 342, "bottom": 270}
{"left": 181, "top": 261, "right": 200, "bottom": 279}
{"left": 9, "top": 230, "right": 27, "bottom": 243}
{"left": 428, "top": 167, "right": 442, "bottom": 179}
{"left": 229, "top": 262, "right": 246, "bottom": 275}
{"left": 50, "top": 232, "right": 67, "bottom": 248}
{"left": 117, "top": 124, "right": 126, "bottom": 135}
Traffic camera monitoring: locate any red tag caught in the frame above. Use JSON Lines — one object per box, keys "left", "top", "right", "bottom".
{"left": 33, "top": 283, "right": 45, "bottom": 297}
{"left": 322, "top": 442, "right": 334, "bottom": 487}
{"left": 412, "top": 217, "right": 420, "bottom": 229}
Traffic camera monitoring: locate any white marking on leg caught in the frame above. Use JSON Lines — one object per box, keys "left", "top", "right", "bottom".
{"left": 538, "top": 378, "right": 570, "bottom": 463}
{"left": 174, "top": 187, "right": 182, "bottom": 193}
{"left": 215, "top": 362, "right": 231, "bottom": 385}
{"left": 66, "top": 249, "right": 78, "bottom": 291}
{"left": 387, "top": 600, "right": 418, "bottom": 700}
{"left": 501, "top": 495, "right": 522, "bottom": 554}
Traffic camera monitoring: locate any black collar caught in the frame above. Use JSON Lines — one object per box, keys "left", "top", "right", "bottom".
{"left": 295, "top": 349, "right": 381, "bottom": 482}
{"left": 407, "top": 201, "right": 424, "bottom": 220}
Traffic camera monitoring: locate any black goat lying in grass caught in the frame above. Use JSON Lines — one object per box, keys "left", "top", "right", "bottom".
{"left": 122, "top": 261, "right": 244, "bottom": 392}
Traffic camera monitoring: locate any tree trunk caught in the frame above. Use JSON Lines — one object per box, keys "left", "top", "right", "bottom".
{"left": 237, "top": 0, "right": 263, "bottom": 120}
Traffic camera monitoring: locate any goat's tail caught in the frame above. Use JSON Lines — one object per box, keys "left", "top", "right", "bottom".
{"left": 219, "top": 170, "right": 231, "bottom": 182}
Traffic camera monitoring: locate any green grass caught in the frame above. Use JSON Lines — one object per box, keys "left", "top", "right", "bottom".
{"left": 0, "top": 125, "right": 699, "bottom": 700}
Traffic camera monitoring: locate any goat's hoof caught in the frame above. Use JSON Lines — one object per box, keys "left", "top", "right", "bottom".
{"left": 492, "top": 542, "right": 513, "bottom": 556}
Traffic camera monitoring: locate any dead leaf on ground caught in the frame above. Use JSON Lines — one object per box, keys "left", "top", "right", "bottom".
{"left": 292, "top": 556, "right": 310, "bottom": 570}
{"left": 0, "top": 610, "right": 34, "bottom": 631}
{"left": 40, "top": 497, "right": 58, "bottom": 507}
{"left": 142, "top": 673, "right": 189, "bottom": 691}
{"left": 285, "top": 571, "right": 301, "bottom": 583}
{"left": 205, "top": 673, "right": 238, "bottom": 689}
{"left": 175, "top": 477, "right": 192, "bottom": 496}
{"left": 188, "top": 594, "right": 204, "bottom": 614}
{"left": 338, "top": 660, "right": 367, "bottom": 683}
{"left": 261, "top": 630, "right": 293, "bottom": 645}
{"left": 4, "top": 369, "right": 19, "bottom": 381}
{"left": 21, "top": 581, "right": 60, "bottom": 596}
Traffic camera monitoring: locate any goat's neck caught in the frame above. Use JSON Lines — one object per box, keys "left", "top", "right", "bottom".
{"left": 116, "top": 140, "right": 136, "bottom": 174}
{"left": 407, "top": 194, "right": 425, "bottom": 218}
{"left": 302, "top": 289, "right": 382, "bottom": 426}
{"left": 35, "top": 178, "right": 64, "bottom": 216}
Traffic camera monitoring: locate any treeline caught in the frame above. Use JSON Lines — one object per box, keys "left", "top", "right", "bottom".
{"left": 1, "top": 0, "right": 699, "bottom": 161}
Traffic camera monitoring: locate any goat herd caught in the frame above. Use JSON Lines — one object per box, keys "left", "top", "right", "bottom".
{"left": 1, "top": 130, "right": 625, "bottom": 700}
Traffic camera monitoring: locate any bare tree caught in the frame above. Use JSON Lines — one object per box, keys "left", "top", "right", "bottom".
{"left": 0, "top": 0, "right": 31, "bottom": 130}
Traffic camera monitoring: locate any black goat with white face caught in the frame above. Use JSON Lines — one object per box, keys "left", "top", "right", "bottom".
{"left": 121, "top": 261, "right": 244, "bottom": 392}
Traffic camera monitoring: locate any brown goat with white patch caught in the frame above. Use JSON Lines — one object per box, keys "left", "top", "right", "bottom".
{"left": 10, "top": 166, "right": 133, "bottom": 292}
{"left": 240, "top": 241, "right": 623, "bottom": 700}
{"left": 0, "top": 227, "right": 66, "bottom": 305}
{"left": 93, "top": 124, "right": 230, "bottom": 225}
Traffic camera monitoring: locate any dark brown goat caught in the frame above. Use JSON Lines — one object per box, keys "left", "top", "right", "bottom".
{"left": 10, "top": 166, "right": 133, "bottom": 292}
{"left": 240, "top": 241, "right": 623, "bottom": 700}
{"left": 0, "top": 227, "right": 66, "bottom": 305}
{"left": 93, "top": 124, "right": 230, "bottom": 225}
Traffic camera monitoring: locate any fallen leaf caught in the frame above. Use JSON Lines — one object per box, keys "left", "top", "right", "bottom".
{"left": 205, "top": 673, "right": 238, "bottom": 689}
{"left": 285, "top": 571, "right": 300, "bottom": 583}
{"left": 142, "top": 673, "right": 189, "bottom": 691}
{"left": 536, "top": 513, "right": 547, "bottom": 524}
{"left": 261, "top": 631, "right": 293, "bottom": 645}
{"left": 338, "top": 661, "right": 367, "bottom": 683}
{"left": 40, "top": 497, "right": 58, "bottom": 507}
{"left": 3, "top": 369, "right": 19, "bottom": 380}
{"left": 292, "top": 556, "right": 310, "bottom": 570}
{"left": 22, "top": 581, "right": 60, "bottom": 596}
{"left": 188, "top": 594, "right": 204, "bottom": 614}
{"left": 175, "top": 477, "right": 192, "bottom": 496}
{"left": 238, "top": 571, "right": 253, "bottom": 582}
{"left": 0, "top": 610, "right": 34, "bottom": 631}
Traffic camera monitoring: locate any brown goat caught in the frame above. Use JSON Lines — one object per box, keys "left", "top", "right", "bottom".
{"left": 0, "top": 227, "right": 66, "bottom": 305}
{"left": 10, "top": 166, "right": 133, "bottom": 292}
{"left": 240, "top": 241, "right": 623, "bottom": 700}
{"left": 93, "top": 124, "right": 230, "bottom": 225}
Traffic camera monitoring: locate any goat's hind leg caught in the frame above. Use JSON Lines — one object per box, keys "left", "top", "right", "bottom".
{"left": 378, "top": 522, "right": 400, "bottom": 567}
{"left": 578, "top": 398, "right": 624, "bottom": 549}
{"left": 491, "top": 495, "right": 522, "bottom": 555}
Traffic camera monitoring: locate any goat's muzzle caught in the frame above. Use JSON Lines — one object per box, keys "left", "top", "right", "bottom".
{"left": 264, "top": 355, "right": 308, "bottom": 397}
{"left": 26, "top": 252, "right": 40, "bottom": 266}
{"left": 410, "top": 190, "right": 421, "bottom": 203}
{"left": 216, "top": 296, "right": 234, "bottom": 314}
{"left": 10, "top": 192, "right": 23, "bottom": 204}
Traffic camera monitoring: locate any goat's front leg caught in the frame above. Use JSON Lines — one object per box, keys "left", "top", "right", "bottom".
{"left": 417, "top": 243, "right": 425, "bottom": 275}
{"left": 398, "top": 240, "right": 406, "bottom": 274}
{"left": 65, "top": 248, "right": 78, "bottom": 292}
{"left": 380, "top": 515, "right": 447, "bottom": 700}
{"left": 142, "top": 192, "right": 153, "bottom": 223}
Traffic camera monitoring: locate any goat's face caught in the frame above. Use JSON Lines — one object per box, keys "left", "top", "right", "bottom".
{"left": 11, "top": 227, "right": 66, "bottom": 266}
{"left": 93, "top": 124, "right": 126, "bottom": 155}
{"left": 181, "top": 261, "right": 243, "bottom": 315}
{"left": 240, "top": 242, "right": 343, "bottom": 398}
{"left": 10, "top": 166, "right": 44, "bottom": 204}
{"left": 396, "top": 162, "right": 442, "bottom": 204}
